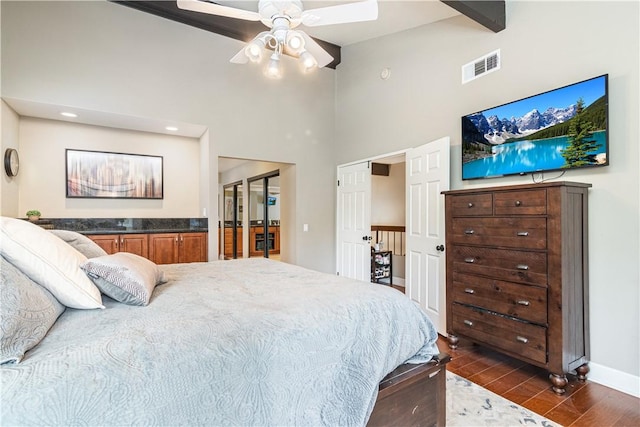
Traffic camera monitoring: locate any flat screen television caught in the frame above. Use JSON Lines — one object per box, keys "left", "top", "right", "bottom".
{"left": 461, "top": 74, "right": 608, "bottom": 180}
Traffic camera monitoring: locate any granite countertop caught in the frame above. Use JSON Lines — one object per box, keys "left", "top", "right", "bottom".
{"left": 28, "top": 218, "right": 209, "bottom": 234}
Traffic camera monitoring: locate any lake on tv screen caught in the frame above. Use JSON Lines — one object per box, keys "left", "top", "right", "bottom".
{"left": 462, "top": 130, "right": 607, "bottom": 179}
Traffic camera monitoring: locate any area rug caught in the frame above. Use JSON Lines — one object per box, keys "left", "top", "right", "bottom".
{"left": 447, "top": 371, "right": 560, "bottom": 426}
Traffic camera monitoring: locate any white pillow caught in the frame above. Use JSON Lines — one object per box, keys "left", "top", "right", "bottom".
{"left": 0, "top": 216, "right": 103, "bottom": 309}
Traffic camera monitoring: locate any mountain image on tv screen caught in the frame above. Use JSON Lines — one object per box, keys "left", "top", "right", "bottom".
{"left": 461, "top": 74, "right": 608, "bottom": 180}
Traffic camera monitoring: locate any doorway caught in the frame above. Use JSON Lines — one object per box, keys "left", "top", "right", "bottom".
{"left": 222, "top": 181, "right": 243, "bottom": 259}
{"left": 248, "top": 172, "right": 280, "bottom": 259}
{"left": 336, "top": 137, "right": 450, "bottom": 334}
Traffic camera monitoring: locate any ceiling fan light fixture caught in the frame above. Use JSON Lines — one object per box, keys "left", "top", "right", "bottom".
{"left": 286, "top": 31, "right": 305, "bottom": 53}
{"left": 265, "top": 53, "right": 283, "bottom": 79}
{"left": 299, "top": 50, "right": 317, "bottom": 73}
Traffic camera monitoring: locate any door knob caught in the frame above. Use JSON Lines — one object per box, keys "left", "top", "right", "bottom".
{"left": 362, "top": 236, "right": 372, "bottom": 241}
{"left": 436, "top": 244, "right": 445, "bottom": 252}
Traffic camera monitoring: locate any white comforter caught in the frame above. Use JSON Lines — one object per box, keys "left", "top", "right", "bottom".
{"left": 1, "top": 258, "right": 439, "bottom": 426}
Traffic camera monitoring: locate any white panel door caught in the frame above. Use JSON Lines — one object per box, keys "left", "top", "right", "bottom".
{"left": 405, "top": 137, "right": 450, "bottom": 334}
{"left": 337, "top": 162, "right": 371, "bottom": 281}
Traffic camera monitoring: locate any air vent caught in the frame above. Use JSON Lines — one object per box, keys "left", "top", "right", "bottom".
{"left": 462, "top": 49, "right": 501, "bottom": 84}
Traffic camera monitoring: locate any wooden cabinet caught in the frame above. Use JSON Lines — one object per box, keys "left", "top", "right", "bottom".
{"left": 443, "top": 182, "right": 591, "bottom": 394}
{"left": 148, "top": 232, "right": 208, "bottom": 265}
{"left": 223, "top": 227, "right": 243, "bottom": 259}
{"left": 88, "top": 234, "right": 149, "bottom": 258}
{"left": 249, "top": 226, "right": 280, "bottom": 256}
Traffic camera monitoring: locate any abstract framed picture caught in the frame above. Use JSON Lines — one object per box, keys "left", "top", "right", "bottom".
{"left": 66, "top": 149, "right": 163, "bottom": 199}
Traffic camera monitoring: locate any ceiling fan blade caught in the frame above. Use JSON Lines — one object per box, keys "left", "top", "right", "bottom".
{"left": 177, "top": 0, "right": 261, "bottom": 21}
{"left": 301, "top": 0, "right": 378, "bottom": 27}
{"left": 299, "top": 31, "right": 333, "bottom": 68}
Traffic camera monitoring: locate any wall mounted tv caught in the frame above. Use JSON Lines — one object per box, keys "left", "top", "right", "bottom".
{"left": 461, "top": 74, "right": 608, "bottom": 180}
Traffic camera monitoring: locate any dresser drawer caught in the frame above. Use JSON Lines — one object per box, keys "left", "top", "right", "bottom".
{"left": 449, "top": 217, "right": 547, "bottom": 249}
{"left": 450, "top": 246, "right": 547, "bottom": 286}
{"left": 449, "top": 194, "right": 493, "bottom": 217}
{"left": 451, "top": 304, "right": 547, "bottom": 364}
{"left": 494, "top": 189, "right": 547, "bottom": 215}
{"left": 451, "top": 272, "right": 547, "bottom": 324}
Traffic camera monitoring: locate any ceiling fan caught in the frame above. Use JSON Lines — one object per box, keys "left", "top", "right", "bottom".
{"left": 177, "top": 0, "right": 378, "bottom": 78}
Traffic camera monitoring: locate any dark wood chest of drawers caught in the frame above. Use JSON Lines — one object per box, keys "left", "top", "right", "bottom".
{"left": 443, "top": 182, "right": 591, "bottom": 394}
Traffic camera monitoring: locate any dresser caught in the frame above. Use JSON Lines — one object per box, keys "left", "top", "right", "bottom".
{"left": 443, "top": 182, "right": 590, "bottom": 394}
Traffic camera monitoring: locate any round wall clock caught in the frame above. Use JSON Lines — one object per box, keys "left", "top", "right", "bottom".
{"left": 4, "top": 148, "right": 19, "bottom": 177}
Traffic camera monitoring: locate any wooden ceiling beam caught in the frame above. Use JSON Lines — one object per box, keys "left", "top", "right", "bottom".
{"left": 441, "top": 1, "right": 506, "bottom": 33}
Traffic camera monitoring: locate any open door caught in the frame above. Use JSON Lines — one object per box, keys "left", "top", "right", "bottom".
{"left": 405, "top": 137, "right": 450, "bottom": 335}
{"left": 336, "top": 161, "right": 371, "bottom": 281}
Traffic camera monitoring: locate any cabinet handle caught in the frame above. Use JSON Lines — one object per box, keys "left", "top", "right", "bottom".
{"left": 175, "top": 237, "right": 178, "bottom": 243}
{"left": 464, "top": 257, "right": 475, "bottom": 263}
{"left": 517, "top": 231, "right": 529, "bottom": 237}
{"left": 180, "top": 236, "right": 184, "bottom": 243}
{"left": 516, "top": 336, "right": 529, "bottom": 344}
{"left": 464, "top": 288, "right": 475, "bottom": 294}
{"left": 467, "top": 202, "right": 474, "bottom": 208}
{"left": 515, "top": 200, "right": 522, "bottom": 207}
{"left": 517, "top": 300, "right": 530, "bottom": 306}
{"left": 464, "top": 229, "right": 475, "bottom": 235}
{"left": 120, "top": 238, "right": 124, "bottom": 245}
{"left": 463, "top": 320, "right": 474, "bottom": 327}
{"left": 516, "top": 264, "right": 529, "bottom": 270}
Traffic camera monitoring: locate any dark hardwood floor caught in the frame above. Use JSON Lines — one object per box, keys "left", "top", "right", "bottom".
{"left": 436, "top": 335, "right": 640, "bottom": 426}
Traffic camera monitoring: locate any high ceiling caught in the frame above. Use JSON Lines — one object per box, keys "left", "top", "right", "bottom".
{"left": 114, "top": 0, "right": 505, "bottom": 68}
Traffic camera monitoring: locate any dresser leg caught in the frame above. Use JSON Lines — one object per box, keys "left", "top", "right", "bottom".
{"left": 576, "top": 363, "right": 590, "bottom": 382}
{"left": 549, "top": 373, "right": 568, "bottom": 395}
{"left": 447, "top": 334, "right": 459, "bottom": 349}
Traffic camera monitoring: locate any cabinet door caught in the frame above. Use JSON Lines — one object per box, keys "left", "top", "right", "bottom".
{"left": 179, "top": 232, "right": 208, "bottom": 263}
{"left": 148, "top": 233, "right": 179, "bottom": 264}
{"left": 120, "top": 234, "right": 149, "bottom": 258}
{"left": 88, "top": 234, "right": 119, "bottom": 254}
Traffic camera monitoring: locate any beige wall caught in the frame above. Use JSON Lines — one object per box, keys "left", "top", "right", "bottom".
{"left": 371, "top": 163, "right": 405, "bottom": 226}
{"left": 1, "top": 101, "right": 20, "bottom": 216}
{"left": 1, "top": 0, "right": 336, "bottom": 272}
{"left": 336, "top": 1, "right": 639, "bottom": 394}
{"left": 17, "top": 117, "right": 201, "bottom": 218}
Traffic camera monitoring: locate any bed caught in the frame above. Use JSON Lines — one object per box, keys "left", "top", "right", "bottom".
{"left": 0, "top": 217, "right": 448, "bottom": 426}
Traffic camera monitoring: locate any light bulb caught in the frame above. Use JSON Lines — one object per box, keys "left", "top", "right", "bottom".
{"left": 287, "top": 32, "right": 304, "bottom": 52}
{"left": 264, "top": 53, "right": 282, "bottom": 79}
{"left": 245, "top": 39, "right": 266, "bottom": 63}
{"left": 299, "top": 50, "right": 317, "bottom": 73}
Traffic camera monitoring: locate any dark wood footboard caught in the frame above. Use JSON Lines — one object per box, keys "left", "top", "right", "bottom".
{"left": 368, "top": 353, "right": 451, "bottom": 427}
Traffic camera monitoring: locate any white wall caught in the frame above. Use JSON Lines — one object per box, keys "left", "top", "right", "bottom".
{"left": 1, "top": 0, "right": 336, "bottom": 273}
{"left": 17, "top": 117, "right": 201, "bottom": 218}
{"left": 336, "top": 1, "right": 639, "bottom": 394}
{"left": 1, "top": 101, "right": 20, "bottom": 216}
{"left": 371, "top": 163, "right": 405, "bottom": 226}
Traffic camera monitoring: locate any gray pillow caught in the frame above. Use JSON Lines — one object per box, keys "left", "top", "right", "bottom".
{"left": 0, "top": 256, "right": 66, "bottom": 364}
{"left": 49, "top": 229, "right": 108, "bottom": 259}
{"left": 80, "top": 252, "right": 166, "bottom": 306}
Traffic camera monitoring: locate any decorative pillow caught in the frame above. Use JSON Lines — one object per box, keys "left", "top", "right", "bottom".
{"left": 49, "top": 230, "right": 108, "bottom": 259}
{"left": 80, "top": 252, "right": 167, "bottom": 306}
{"left": 0, "top": 256, "right": 66, "bottom": 364}
{"left": 0, "top": 216, "right": 103, "bottom": 309}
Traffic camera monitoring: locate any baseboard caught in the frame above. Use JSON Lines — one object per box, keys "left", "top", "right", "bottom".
{"left": 587, "top": 361, "right": 640, "bottom": 398}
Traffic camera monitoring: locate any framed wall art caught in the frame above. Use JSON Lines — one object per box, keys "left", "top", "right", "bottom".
{"left": 66, "top": 149, "right": 163, "bottom": 199}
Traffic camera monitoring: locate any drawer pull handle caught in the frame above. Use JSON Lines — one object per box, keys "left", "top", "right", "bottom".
{"left": 517, "top": 231, "right": 529, "bottom": 237}
{"left": 516, "top": 264, "right": 529, "bottom": 270}
{"left": 468, "top": 202, "right": 474, "bottom": 208}
{"left": 517, "top": 300, "right": 530, "bottom": 306}
{"left": 464, "top": 257, "right": 475, "bottom": 263}
{"left": 464, "top": 229, "right": 475, "bottom": 235}
{"left": 463, "top": 320, "right": 474, "bottom": 327}
{"left": 516, "top": 336, "right": 529, "bottom": 344}
{"left": 515, "top": 200, "right": 522, "bottom": 207}
{"left": 464, "top": 288, "right": 475, "bottom": 294}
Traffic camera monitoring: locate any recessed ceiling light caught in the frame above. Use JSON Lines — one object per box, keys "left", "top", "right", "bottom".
{"left": 165, "top": 126, "right": 179, "bottom": 131}
{"left": 60, "top": 112, "right": 78, "bottom": 118}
